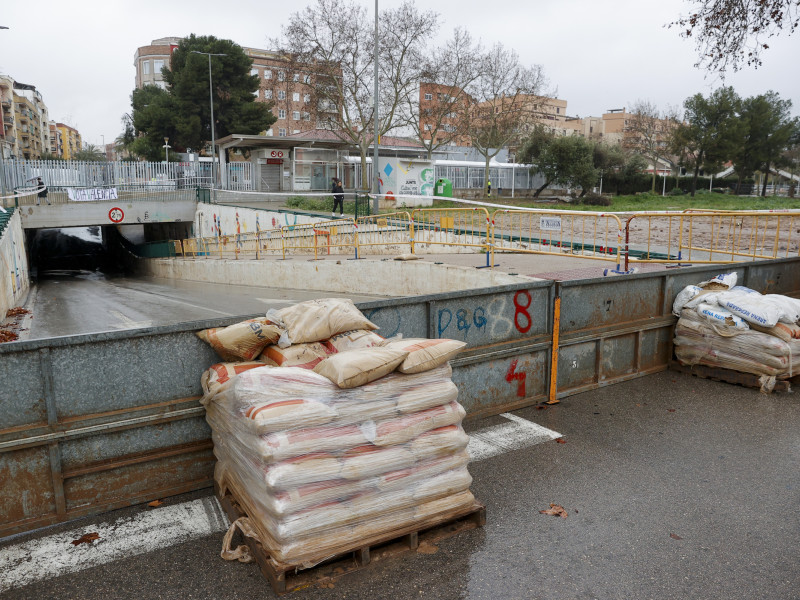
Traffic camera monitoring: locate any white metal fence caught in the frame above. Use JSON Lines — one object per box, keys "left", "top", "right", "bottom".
{"left": 0, "top": 159, "right": 253, "bottom": 191}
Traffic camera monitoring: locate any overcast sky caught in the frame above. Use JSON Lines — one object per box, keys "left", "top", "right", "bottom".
{"left": 1, "top": 0, "right": 797, "bottom": 147}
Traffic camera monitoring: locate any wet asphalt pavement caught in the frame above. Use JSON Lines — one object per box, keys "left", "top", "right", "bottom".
{"left": 2, "top": 370, "right": 797, "bottom": 600}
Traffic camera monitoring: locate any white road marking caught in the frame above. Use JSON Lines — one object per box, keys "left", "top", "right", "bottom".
{"left": 0, "top": 497, "right": 229, "bottom": 594}
{"left": 109, "top": 310, "right": 153, "bottom": 329}
{"left": 0, "top": 413, "right": 556, "bottom": 592}
{"left": 257, "top": 298, "right": 293, "bottom": 304}
{"left": 468, "top": 412, "right": 561, "bottom": 461}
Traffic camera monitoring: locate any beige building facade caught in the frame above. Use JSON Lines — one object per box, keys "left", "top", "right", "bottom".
{"left": 134, "top": 38, "right": 319, "bottom": 141}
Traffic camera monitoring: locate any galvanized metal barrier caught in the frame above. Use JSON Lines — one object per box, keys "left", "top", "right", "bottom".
{"left": 355, "top": 212, "right": 413, "bottom": 256}
{"left": 624, "top": 210, "right": 800, "bottom": 270}
{"left": 409, "top": 208, "right": 492, "bottom": 260}
{"left": 4, "top": 258, "right": 800, "bottom": 537}
{"left": 493, "top": 209, "right": 624, "bottom": 267}
{"left": 281, "top": 218, "right": 357, "bottom": 259}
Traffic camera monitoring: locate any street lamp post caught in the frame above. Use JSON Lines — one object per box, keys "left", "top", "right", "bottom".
{"left": 191, "top": 50, "right": 227, "bottom": 200}
{"left": 372, "top": 0, "right": 380, "bottom": 215}
{"left": 163, "top": 137, "right": 171, "bottom": 164}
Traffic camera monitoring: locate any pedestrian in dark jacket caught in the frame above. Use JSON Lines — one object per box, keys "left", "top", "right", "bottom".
{"left": 36, "top": 177, "right": 50, "bottom": 205}
{"left": 331, "top": 178, "right": 344, "bottom": 217}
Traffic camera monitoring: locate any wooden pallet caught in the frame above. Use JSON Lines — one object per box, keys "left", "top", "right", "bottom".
{"left": 215, "top": 482, "right": 486, "bottom": 595}
{"left": 669, "top": 361, "right": 793, "bottom": 393}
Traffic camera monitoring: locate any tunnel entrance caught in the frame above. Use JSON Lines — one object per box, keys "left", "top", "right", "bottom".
{"left": 26, "top": 226, "right": 125, "bottom": 278}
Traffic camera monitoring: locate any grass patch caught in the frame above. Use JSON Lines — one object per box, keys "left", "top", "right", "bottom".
{"left": 433, "top": 191, "right": 800, "bottom": 212}
{"left": 286, "top": 195, "right": 372, "bottom": 216}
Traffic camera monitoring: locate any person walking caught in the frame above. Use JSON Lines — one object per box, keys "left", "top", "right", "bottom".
{"left": 331, "top": 178, "right": 344, "bottom": 217}
{"left": 35, "top": 177, "right": 50, "bottom": 205}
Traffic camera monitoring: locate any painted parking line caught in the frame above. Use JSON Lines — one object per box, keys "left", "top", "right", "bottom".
{"left": 0, "top": 414, "right": 557, "bottom": 593}
{"left": 467, "top": 412, "right": 562, "bottom": 461}
{"left": 0, "top": 496, "right": 229, "bottom": 594}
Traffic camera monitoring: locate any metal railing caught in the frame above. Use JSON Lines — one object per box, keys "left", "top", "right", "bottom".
{"left": 623, "top": 210, "right": 800, "bottom": 270}
{"left": 145, "top": 205, "right": 800, "bottom": 271}
{"left": 355, "top": 212, "right": 413, "bottom": 256}
{"left": 409, "top": 207, "right": 492, "bottom": 259}
{"left": 493, "top": 209, "right": 624, "bottom": 268}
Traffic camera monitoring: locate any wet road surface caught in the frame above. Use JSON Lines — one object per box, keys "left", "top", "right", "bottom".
{"left": 25, "top": 270, "right": 385, "bottom": 339}
{"left": 2, "top": 371, "right": 797, "bottom": 599}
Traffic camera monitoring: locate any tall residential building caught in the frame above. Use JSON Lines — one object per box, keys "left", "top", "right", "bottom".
{"left": 134, "top": 38, "right": 320, "bottom": 141}
{"left": 12, "top": 81, "right": 50, "bottom": 160}
{"left": 0, "top": 74, "right": 18, "bottom": 159}
{"left": 56, "top": 123, "right": 82, "bottom": 160}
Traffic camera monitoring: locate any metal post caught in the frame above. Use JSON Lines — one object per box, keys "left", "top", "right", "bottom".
{"left": 372, "top": 0, "right": 380, "bottom": 215}
{"left": 192, "top": 50, "right": 226, "bottom": 201}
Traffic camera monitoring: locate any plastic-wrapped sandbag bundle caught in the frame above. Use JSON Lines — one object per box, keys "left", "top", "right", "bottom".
{"left": 200, "top": 299, "right": 472, "bottom": 566}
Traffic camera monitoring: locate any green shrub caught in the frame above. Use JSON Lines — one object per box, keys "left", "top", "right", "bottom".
{"left": 581, "top": 192, "right": 611, "bottom": 206}
{"left": 667, "top": 188, "right": 685, "bottom": 196}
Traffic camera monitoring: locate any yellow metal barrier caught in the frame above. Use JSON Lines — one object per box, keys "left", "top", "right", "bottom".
{"left": 281, "top": 218, "right": 357, "bottom": 259}
{"left": 355, "top": 212, "right": 413, "bottom": 256}
{"left": 410, "top": 207, "right": 492, "bottom": 261}
{"left": 624, "top": 211, "right": 800, "bottom": 269}
{"left": 492, "top": 209, "right": 624, "bottom": 267}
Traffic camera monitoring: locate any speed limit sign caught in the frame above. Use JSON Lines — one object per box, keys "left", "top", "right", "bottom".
{"left": 108, "top": 207, "right": 124, "bottom": 223}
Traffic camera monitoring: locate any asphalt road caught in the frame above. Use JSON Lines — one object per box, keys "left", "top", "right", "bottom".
{"left": 24, "top": 270, "right": 385, "bottom": 339}
{"left": 2, "top": 370, "right": 797, "bottom": 600}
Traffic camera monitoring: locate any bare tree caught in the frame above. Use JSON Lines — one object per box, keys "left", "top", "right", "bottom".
{"left": 400, "top": 28, "right": 482, "bottom": 160}
{"left": 461, "top": 44, "right": 550, "bottom": 195}
{"left": 670, "top": 0, "right": 800, "bottom": 72}
{"left": 277, "top": 0, "right": 436, "bottom": 189}
{"left": 623, "top": 100, "right": 678, "bottom": 193}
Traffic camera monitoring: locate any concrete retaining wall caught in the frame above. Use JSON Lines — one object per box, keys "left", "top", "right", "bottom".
{"left": 0, "top": 211, "right": 30, "bottom": 315}
{"left": 141, "top": 256, "right": 535, "bottom": 296}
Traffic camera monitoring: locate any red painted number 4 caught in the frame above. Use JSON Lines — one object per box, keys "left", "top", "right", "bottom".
{"left": 505, "top": 359, "right": 526, "bottom": 397}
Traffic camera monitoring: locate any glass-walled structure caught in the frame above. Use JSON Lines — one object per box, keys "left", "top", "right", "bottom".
{"left": 292, "top": 148, "right": 374, "bottom": 191}
{"left": 434, "top": 160, "right": 545, "bottom": 192}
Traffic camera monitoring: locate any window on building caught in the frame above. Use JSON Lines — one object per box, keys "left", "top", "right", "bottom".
{"left": 253, "top": 90, "right": 259, "bottom": 97}
{"left": 265, "top": 69, "right": 272, "bottom": 79}
{"left": 304, "top": 94, "right": 311, "bottom": 104}
{"left": 278, "top": 109, "right": 287, "bottom": 119}
{"left": 251, "top": 68, "right": 259, "bottom": 76}
{"left": 157, "top": 81, "right": 167, "bottom": 90}
{"left": 303, "top": 75, "right": 311, "bottom": 84}
{"left": 153, "top": 59, "right": 165, "bottom": 73}
{"left": 556, "top": 107, "right": 560, "bottom": 114}
{"left": 424, "top": 124, "right": 432, "bottom": 131}
{"left": 292, "top": 92, "right": 300, "bottom": 102}
{"left": 302, "top": 111, "right": 310, "bottom": 121}
{"left": 293, "top": 111, "right": 300, "bottom": 120}
{"left": 293, "top": 73, "right": 300, "bottom": 82}
{"left": 279, "top": 128, "right": 286, "bottom": 137}
{"left": 278, "top": 70, "right": 285, "bottom": 81}
{"left": 264, "top": 89, "right": 273, "bottom": 99}
{"left": 277, "top": 90, "right": 286, "bottom": 100}
{"left": 424, "top": 93, "right": 433, "bottom": 101}
{"left": 142, "top": 60, "right": 150, "bottom": 75}
{"left": 293, "top": 129, "right": 300, "bottom": 134}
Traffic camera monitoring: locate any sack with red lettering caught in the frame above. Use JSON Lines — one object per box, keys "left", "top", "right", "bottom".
{"left": 197, "top": 317, "right": 283, "bottom": 361}
{"left": 369, "top": 401, "right": 466, "bottom": 447}
{"left": 324, "top": 329, "right": 386, "bottom": 353}
{"left": 276, "top": 298, "right": 378, "bottom": 344}
{"left": 313, "top": 347, "right": 409, "bottom": 389}
{"left": 200, "top": 362, "right": 267, "bottom": 402}
{"left": 259, "top": 341, "right": 331, "bottom": 369}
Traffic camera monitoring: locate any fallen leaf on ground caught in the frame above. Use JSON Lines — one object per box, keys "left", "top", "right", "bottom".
{"left": 5, "top": 307, "right": 29, "bottom": 317}
{"left": 539, "top": 504, "right": 568, "bottom": 518}
{"left": 147, "top": 500, "right": 163, "bottom": 507}
{"left": 71, "top": 532, "right": 100, "bottom": 546}
{"left": 417, "top": 541, "right": 439, "bottom": 554}
{"left": 317, "top": 582, "right": 335, "bottom": 589}
{"left": 555, "top": 438, "right": 566, "bottom": 444}
{"left": 670, "top": 533, "right": 683, "bottom": 540}
{"left": 667, "top": 409, "right": 676, "bottom": 413}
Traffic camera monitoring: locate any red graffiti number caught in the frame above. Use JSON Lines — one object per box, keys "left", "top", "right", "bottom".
{"left": 506, "top": 360, "right": 526, "bottom": 397}
{"left": 514, "top": 290, "right": 532, "bottom": 333}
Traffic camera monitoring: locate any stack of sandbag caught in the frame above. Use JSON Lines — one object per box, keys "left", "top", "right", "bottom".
{"left": 672, "top": 273, "right": 800, "bottom": 389}
{"left": 196, "top": 298, "right": 472, "bottom": 566}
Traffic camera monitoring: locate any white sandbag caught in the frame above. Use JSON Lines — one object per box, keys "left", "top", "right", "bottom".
{"left": 409, "top": 425, "right": 470, "bottom": 458}
{"left": 672, "top": 285, "right": 703, "bottom": 316}
{"left": 278, "top": 298, "right": 378, "bottom": 344}
{"left": 764, "top": 294, "right": 800, "bottom": 324}
{"left": 339, "top": 444, "right": 416, "bottom": 480}
{"left": 717, "top": 292, "right": 781, "bottom": 328}
{"left": 324, "top": 329, "right": 386, "bottom": 352}
{"left": 200, "top": 362, "right": 266, "bottom": 402}
{"left": 370, "top": 402, "right": 466, "bottom": 447}
{"left": 695, "top": 302, "right": 749, "bottom": 331}
{"left": 394, "top": 381, "right": 459, "bottom": 414}
{"left": 244, "top": 399, "right": 338, "bottom": 433}
{"left": 698, "top": 272, "right": 737, "bottom": 290}
{"left": 260, "top": 342, "right": 331, "bottom": 369}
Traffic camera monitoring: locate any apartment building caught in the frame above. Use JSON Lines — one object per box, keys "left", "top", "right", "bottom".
{"left": 48, "top": 121, "right": 62, "bottom": 156}
{"left": 55, "top": 123, "right": 82, "bottom": 160}
{"left": 134, "top": 38, "right": 320, "bottom": 140}
{"left": 0, "top": 74, "right": 17, "bottom": 160}
{"left": 11, "top": 82, "right": 49, "bottom": 160}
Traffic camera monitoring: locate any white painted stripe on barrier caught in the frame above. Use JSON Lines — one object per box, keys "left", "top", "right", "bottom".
{"left": 0, "top": 496, "right": 230, "bottom": 593}
{"left": 0, "top": 413, "right": 556, "bottom": 592}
